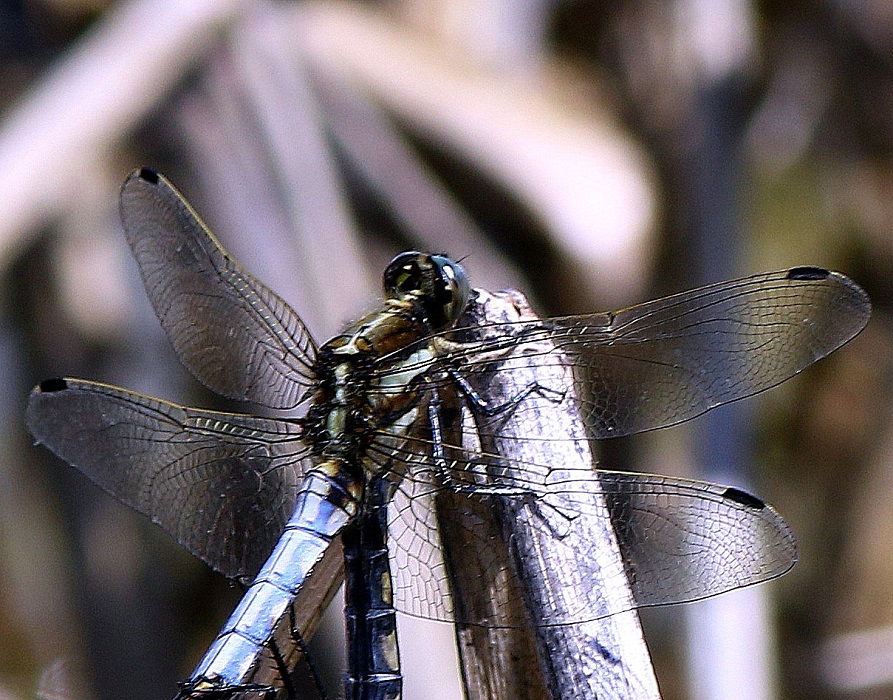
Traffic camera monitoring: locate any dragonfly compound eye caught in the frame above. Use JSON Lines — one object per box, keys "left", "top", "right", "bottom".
{"left": 383, "top": 252, "right": 470, "bottom": 330}
{"left": 383, "top": 252, "right": 425, "bottom": 298}
{"left": 430, "top": 255, "right": 471, "bottom": 328}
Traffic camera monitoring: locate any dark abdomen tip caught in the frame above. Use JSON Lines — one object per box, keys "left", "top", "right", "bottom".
{"left": 786, "top": 266, "right": 830, "bottom": 281}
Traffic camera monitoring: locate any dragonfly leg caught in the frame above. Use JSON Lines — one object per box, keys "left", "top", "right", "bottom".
{"left": 446, "top": 367, "right": 566, "bottom": 417}
{"left": 174, "top": 679, "right": 275, "bottom": 699}
{"left": 268, "top": 639, "right": 296, "bottom": 700}
{"left": 275, "top": 603, "right": 330, "bottom": 700}
{"left": 525, "top": 496, "right": 580, "bottom": 540}
{"left": 427, "top": 388, "right": 535, "bottom": 499}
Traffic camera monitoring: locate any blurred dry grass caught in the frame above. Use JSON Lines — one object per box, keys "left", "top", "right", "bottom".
{"left": 0, "top": 1, "right": 889, "bottom": 699}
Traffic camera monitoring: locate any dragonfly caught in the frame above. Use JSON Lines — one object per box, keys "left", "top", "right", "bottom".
{"left": 26, "top": 168, "right": 871, "bottom": 700}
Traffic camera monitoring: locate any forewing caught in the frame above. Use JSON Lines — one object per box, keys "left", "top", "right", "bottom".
{"left": 550, "top": 267, "right": 870, "bottom": 437}
{"left": 26, "top": 378, "right": 309, "bottom": 582}
{"left": 423, "top": 267, "right": 870, "bottom": 439}
{"left": 119, "top": 168, "right": 316, "bottom": 409}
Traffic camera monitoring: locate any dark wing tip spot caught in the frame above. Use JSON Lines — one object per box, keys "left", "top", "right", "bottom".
{"left": 722, "top": 486, "right": 765, "bottom": 510}
{"left": 38, "top": 377, "right": 68, "bottom": 393}
{"left": 786, "top": 266, "right": 830, "bottom": 281}
{"left": 138, "top": 167, "right": 159, "bottom": 184}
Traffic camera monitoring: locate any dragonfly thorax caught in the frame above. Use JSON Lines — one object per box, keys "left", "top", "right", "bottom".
{"left": 301, "top": 322, "right": 435, "bottom": 474}
{"left": 299, "top": 253, "right": 470, "bottom": 472}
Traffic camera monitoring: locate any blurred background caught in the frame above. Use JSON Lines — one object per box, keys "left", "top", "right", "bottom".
{"left": 0, "top": 0, "right": 889, "bottom": 698}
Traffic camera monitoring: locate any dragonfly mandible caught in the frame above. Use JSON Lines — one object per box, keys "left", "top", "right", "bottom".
{"left": 26, "top": 168, "right": 871, "bottom": 699}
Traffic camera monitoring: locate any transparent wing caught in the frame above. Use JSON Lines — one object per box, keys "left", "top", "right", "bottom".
{"left": 376, "top": 267, "right": 841, "bottom": 628}
{"left": 386, "top": 456, "right": 455, "bottom": 621}
{"left": 380, "top": 267, "right": 870, "bottom": 439}
{"left": 600, "top": 471, "right": 796, "bottom": 609}
{"left": 549, "top": 267, "right": 870, "bottom": 437}
{"left": 26, "top": 378, "right": 310, "bottom": 583}
{"left": 119, "top": 168, "right": 316, "bottom": 409}
{"left": 381, "top": 431, "right": 796, "bottom": 628}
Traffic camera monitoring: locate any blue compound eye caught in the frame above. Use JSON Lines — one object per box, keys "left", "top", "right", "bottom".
{"left": 382, "top": 252, "right": 470, "bottom": 329}
{"left": 383, "top": 252, "right": 424, "bottom": 298}
{"left": 431, "top": 255, "right": 471, "bottom": 326}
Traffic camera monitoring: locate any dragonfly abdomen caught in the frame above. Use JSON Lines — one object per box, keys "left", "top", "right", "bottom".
{"left": 343, "top": 478, "right": 401, "bottom": 700}
{"left": 184, "top": 466, "right": 361, "bottom": 696}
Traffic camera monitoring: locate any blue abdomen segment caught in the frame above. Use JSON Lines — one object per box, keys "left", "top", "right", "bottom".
{"left": 186, "top": 468, "right": 357, "bottom": 693}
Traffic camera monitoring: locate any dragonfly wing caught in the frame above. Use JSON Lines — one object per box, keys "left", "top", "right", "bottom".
{"left": 600, "top": 469, "right": 797, "bottom": 608}
{"left": 388, "top": 455, "right": 796, "bottom": 625}
{"left": 119, "top": 168, "right": 316, "bottom": 409}
{"left": 387, "top": 457, "right": 455, "bottom": 621}
{"left": 380, "top": 424, "right": 593, "bottom": 629}
{"left": 380, "top": 284, "right": 814, "bottom": 627}
{"left": 549, "top": 267, "right": 870, "bottom": 437}
{"left": 432, "top": 268, "right": 869, "bottom": 439}
{"left": 26, "top": 378, "right": 309, "bottom": 583}
{"left": 369, "top": 418, "right": 523, "bottom": 628}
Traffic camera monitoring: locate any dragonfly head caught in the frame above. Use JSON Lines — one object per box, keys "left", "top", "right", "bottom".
{"left": 384, "top": 252, "right": 471, "bottom": 330}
